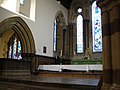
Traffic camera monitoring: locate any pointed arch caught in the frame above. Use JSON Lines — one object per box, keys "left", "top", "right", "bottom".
{"left": 53, "top": 11, "right": 66, "bottom": 57}
{"left": 0, "top": 17, "right": 36, "bottom": 54}
{"left": 54, "top": 10, "right": 66, "bottom": 25}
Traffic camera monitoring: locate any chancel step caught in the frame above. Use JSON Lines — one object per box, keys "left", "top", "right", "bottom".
{"left": 0, "top": 75, "right": 101, "bottom": 90}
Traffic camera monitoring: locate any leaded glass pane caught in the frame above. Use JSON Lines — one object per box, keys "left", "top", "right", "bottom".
{"left": 53, "top": 20, "right": 57, "bottom": 51}
{"left": 92, "top": 1, "right": 102, "bottom": 52}
{"left": 8, "top": 44, "right": 12, "bottom": 58}
{"left": 13, "top": 37, "right": 17, "bottom": 59}
{"left": 18, "top": 41, "right": 22, "bottom": 59}
{"left": 8, "top": 34, "right": 22, "bottom": 60}
{"left": 77, "top": 15, "right": 83, "bottom": 53}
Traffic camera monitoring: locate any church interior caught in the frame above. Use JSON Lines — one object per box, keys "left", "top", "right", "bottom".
{"left": 0, "top": 0, "right": 120, "bottom": 90}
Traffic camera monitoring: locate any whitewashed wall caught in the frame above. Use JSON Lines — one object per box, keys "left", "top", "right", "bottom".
{"left": 0, "top": 0, "right": 68, "bottom": 57}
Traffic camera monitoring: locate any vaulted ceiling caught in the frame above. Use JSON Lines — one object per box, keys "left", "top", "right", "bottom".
{"left": 56, "top": 0, "right": 95, "bottom": 9}
{"left": 56, "top": 0, "right": 73, "bottom": 9}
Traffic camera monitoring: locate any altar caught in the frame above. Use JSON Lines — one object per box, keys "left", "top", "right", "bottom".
{"left": 38, "top": 65, "right": 103, "bottom": 72}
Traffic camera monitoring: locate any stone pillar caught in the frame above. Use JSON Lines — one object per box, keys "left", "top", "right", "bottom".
{"left": 69, "top": 23, "right": 74, "bottom": 57}
{"left": 83, "top": 4, "right": 90, "bottom": 54}
{"left": 83, "top": 19, "right": 89, "bottom": 53}
{"left": 97, "top": 0, "right": 120, "bottom": 90}
{"left": 66, "top": 25, "right": 70, "bottom": 58}
{"left": 101, "top": 8, "right": 112, "bottom": 90}
{"left": 110, "top": 4, "right": 120, "bottom": 90}
{"left": 63, "top": 28, "right": 66, "bottom": 56}
{"left": 56, "top": 24, "right": 63, "bottom": 57}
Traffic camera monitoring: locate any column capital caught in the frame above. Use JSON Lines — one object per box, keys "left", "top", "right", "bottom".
{"left": 97, "top": 0, "right": 120, "bottom": 9}
{"left": 97, "top": 0, "right": 110, "bottom": 8}
{"left": 68, "top": 22, "right": 76, "bottom": 26}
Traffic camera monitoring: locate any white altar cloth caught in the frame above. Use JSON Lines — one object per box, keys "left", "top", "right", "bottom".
{"left": 38, "top": 65, "right": 102, "bottom": 72}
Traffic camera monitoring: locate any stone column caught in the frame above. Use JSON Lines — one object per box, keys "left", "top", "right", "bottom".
{"left": 83, "top": 5, "right": 90, "bottom": 54}
{"left": 101, "top": 8, "right": 112, "bottom": 90}
{"left": 97, "top": 0, "right": 120, "bottom": 89}
{"left": 56, "top": 24, "right": 63, "bottom": 57}
{"left": 110, "top": 4, "right": 120, "bottom": 90}
{"left": 63, "top": 28, "right": 66, "bottom": 56}
{"left": 83, "top": 19, "right": 89, "bottom": 53}
{"left": 69, "top": 23, "right": 74, "bottom": 57}
{"left": 66, "top": 25, "right": 70, "bottom": 58}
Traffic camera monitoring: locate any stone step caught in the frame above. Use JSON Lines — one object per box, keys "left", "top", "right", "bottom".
{"left": 0, "top": 75, "right": 101, "bottom": 90}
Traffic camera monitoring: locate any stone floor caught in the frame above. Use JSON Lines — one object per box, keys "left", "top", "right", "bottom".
{"left": 0, "top": 75, "right": 99, "bottom": 86}
{"left": 0, "top": 75, "right": 100, "bottom": 90}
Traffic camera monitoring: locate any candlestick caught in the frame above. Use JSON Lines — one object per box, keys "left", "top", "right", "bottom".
{"left": 60, "top": 50, "right": 62, "bottom": 56}
{"left": 74, "top": 51, "right": 76, "bottom": 56}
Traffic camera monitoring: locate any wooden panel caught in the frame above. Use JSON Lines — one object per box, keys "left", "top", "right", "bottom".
{"left": 0, "top": 58, "right": 30, "bottom": 76}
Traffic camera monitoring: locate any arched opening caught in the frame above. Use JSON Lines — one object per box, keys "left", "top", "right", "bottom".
{"left": 53, "top": 11, "right": 67, "bottom": 59}
{"left": 0, "top": 17, "right": 36, "bottom": 59}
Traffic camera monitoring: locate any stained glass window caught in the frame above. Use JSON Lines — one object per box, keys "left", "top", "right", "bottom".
{"left": 8, "top": 44, "right": 12, "bottom": 58}
{"left": 53, "top": 20, "right": 57, "bottom": 51}
{"left": 13, "top": 37, "right": 17, "bottom": 59}
{"left": 8, "top": 34, "right": 22, "bottom": 60}
{"left": 92, "top": 1, "right": 102, "bottom": 52}
{"left": 77, "top": 8, "right": 83, "bottom": 53}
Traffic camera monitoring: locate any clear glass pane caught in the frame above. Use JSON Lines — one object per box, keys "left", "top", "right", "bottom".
{"left": 77, "top": 15, "right": 83, "bottom": 53}
{"left": 78, "top": 8, "right": 82, "bottom": 13}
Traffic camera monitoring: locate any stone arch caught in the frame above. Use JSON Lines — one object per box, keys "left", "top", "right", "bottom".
{"left": 0, "top": 17, "right": 36, "bottom": 56}
{"left": 69, "top": 0, "right": 91, "bottom": 23}
{"left": 55, "top": 10, "right": 66, "bottom": 25}
{"left": 53, "top": 11, "right": 67, "bottom": 58}
{"left": 69, "top": 0, "right": 83, "bottom": 23}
